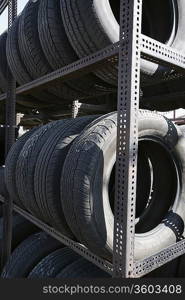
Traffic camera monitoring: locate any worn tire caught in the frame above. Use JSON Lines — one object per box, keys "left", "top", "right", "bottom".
{"left": 16, "top": 120, "right": 67, "bottom": 213}
{"left": 1, "top": 232, "right": 61, "bottom": 278}
{"left": 56, "top": 258, "right": 110, "bottom": 278}
{"left": 38, "top": 0, "right": 114, "bottom": 96}
{"left": 28, "top": 247, "right": 80, "bottom": 278}
{"left": 61, "top": 111, "right": 184, "bottom": 261}
{"left": 6, "top": 16, "right": 66, "bottom": 106}
{"left": 0, "top": 215, "right": 38, "bottom": 258}
{"left": 5, "top": 128, "right": 38, "bottom": 207}
{"left": 34, "top": 116, "right": 98, "bottom": 234}
{"left": 0, "top": 32, "right": 7, "bottom": 92}
{"left": 6, "top": 17, "right": 32, "bottom": 86}
{"left": 18, "top": 0, "right": 91, "bottom": 101}
{"left": 60, "top": 0, "right": 183, "bottom": 85}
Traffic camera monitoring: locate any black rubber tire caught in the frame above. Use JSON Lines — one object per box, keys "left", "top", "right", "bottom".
{"left": 60, "top": 0, "right": 117, "bottom": 86}
{"left": 38, "top": 0, "right": 114, "bottom": 96}
{"left": 18, "top": 0, "right": 90, "bottom": 101}
{"left": 135, "top": 139, "right": 178, "bottom": 233}
{"left": 18, "top": 1, "right": 52, "bottom": 81}
{"left": 0, "top": 32, "right": 8, "bottom": 92}
{"left": 6, "top": 17, "right": 32, "bottom": 86}
{"left": 1, "top": 232, "right": 61, "bottom": 278}
{"left": 61, "top": 111, "right": 180, "bottom": 260}
{"left": 0, "top": 214, "right": 38, "bottom": 258}
{"left": 60, "top": 0, "right": 180, "bottom": 86}
{"left": 5, "top": 128, "right": 38, "bottom": 207}
{"left": 28, "top": 247, "right": 80, "bottom": 278}
{"left": 56, "top": 258, "right": 110, "bottom": 278}
{"left": 33, "top": 116, "right": 98, "bottom": 235}
{"left": 6, "top": 16, "right": 68, "bottom": 107}
{"left": 16, "top": 120, "right": 68, "bottom": 213}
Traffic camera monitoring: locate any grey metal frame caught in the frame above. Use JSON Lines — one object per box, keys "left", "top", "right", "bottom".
{"left": 113, "top": 0, "right": 142, "bottom": 278}
{"left": 1, "top": 0, "right": 185, "bottom": 277}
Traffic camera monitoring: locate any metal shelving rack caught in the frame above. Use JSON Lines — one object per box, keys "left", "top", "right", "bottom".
{"left": 1, "top": 0, "right": 185, "bottom": 278}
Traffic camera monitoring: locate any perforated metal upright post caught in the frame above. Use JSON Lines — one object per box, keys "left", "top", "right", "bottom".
{"left": 1, "top": 0, "right": 17, "bottom": 269}
{"left": 113, "top": 0, "right": 142, "bottom": 278}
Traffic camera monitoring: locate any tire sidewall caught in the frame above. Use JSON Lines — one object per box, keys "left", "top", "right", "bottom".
{"left": 91, "top": 114, "right": 184, "bottom": 259}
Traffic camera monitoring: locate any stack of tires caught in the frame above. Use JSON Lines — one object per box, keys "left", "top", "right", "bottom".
{"left": 1, "top": 0, "right": 185, "bottom": 279}
{"left": 0, "top": 0, "right": 184, "bottom": 117}
{"left": 0, "top": 214, "right": 39, "bottom": 260}
{"left": 1, "top": 232, "right": 110, "bottom": 279}
{"left": 0, "top": 0, "right": 115, "bottom": 113}
{"left": 4, "top": 110, "right": 185, "bottom": 267}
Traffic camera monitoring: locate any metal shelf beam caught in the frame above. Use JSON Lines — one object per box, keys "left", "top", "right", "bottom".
{"left": 13, "top": 203, "right": 113, "bottom": 276}
{"left": 1, "top": 196, "right": 185, "bottom": 278}
{"left": 0, "top": 33, "right": 185, "bottom": 102}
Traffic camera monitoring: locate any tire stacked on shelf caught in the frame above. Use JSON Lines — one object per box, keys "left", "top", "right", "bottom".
{"left": 28, "top": 248, "right": 80, "bottom": 278}
{"left": 1, "top": 233, "right": 110, "bottom": 278}
{"left": 38, "top": 0, "right": 114, "bottom": 98}
{"left": 55, "top": 258, "right": 110, "bottom": 279}
{"left": 5, "top": 113, "right": 152, "bottom": 237}
{"left": 1, "top": 0, "right": 185, "bottom": 278}
{"left": 16, "top": 0, "right": 113, "bottom": 103}
{"left": 4, "top": 111, "right": 185, "bottom": 268}
{"left": 0, "top": 214, "right": 39, "bottom": 260}
{"left": 2, "top": 0, "right": 116, "bottom": 122}
{"left": 0, "top": 28, "right": 51, "bottom": 122}
{"left": 29, "top": 247, "right": 109, "bottom": 279}
{"left": 0, "top": 32, "right": 8, "bottom": 93}
{"left": 5, "top": 127, "right": 38, "bottom": 206}
{"left": 60, "top": 0, "right": 180, "bottom": 81}
{"left": 0, "top": 0, "right": 184, "bottom": 113}
{"left": 61, "top": 111, "right": 185, "bottom": 261}
{"left": 6, "top": 16, "right": 57, "bottom": 110}
{"left": 1, "top": 232, "right": 61, "bottom": 278}
{"left": 1, "top": 236, "right": 180, "bottom": 278}
{"left": 60, "top": 0, "right": 185, "bottom": 110}
{"left": 5, "top": 116, "right": 101, "bottom": 236}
